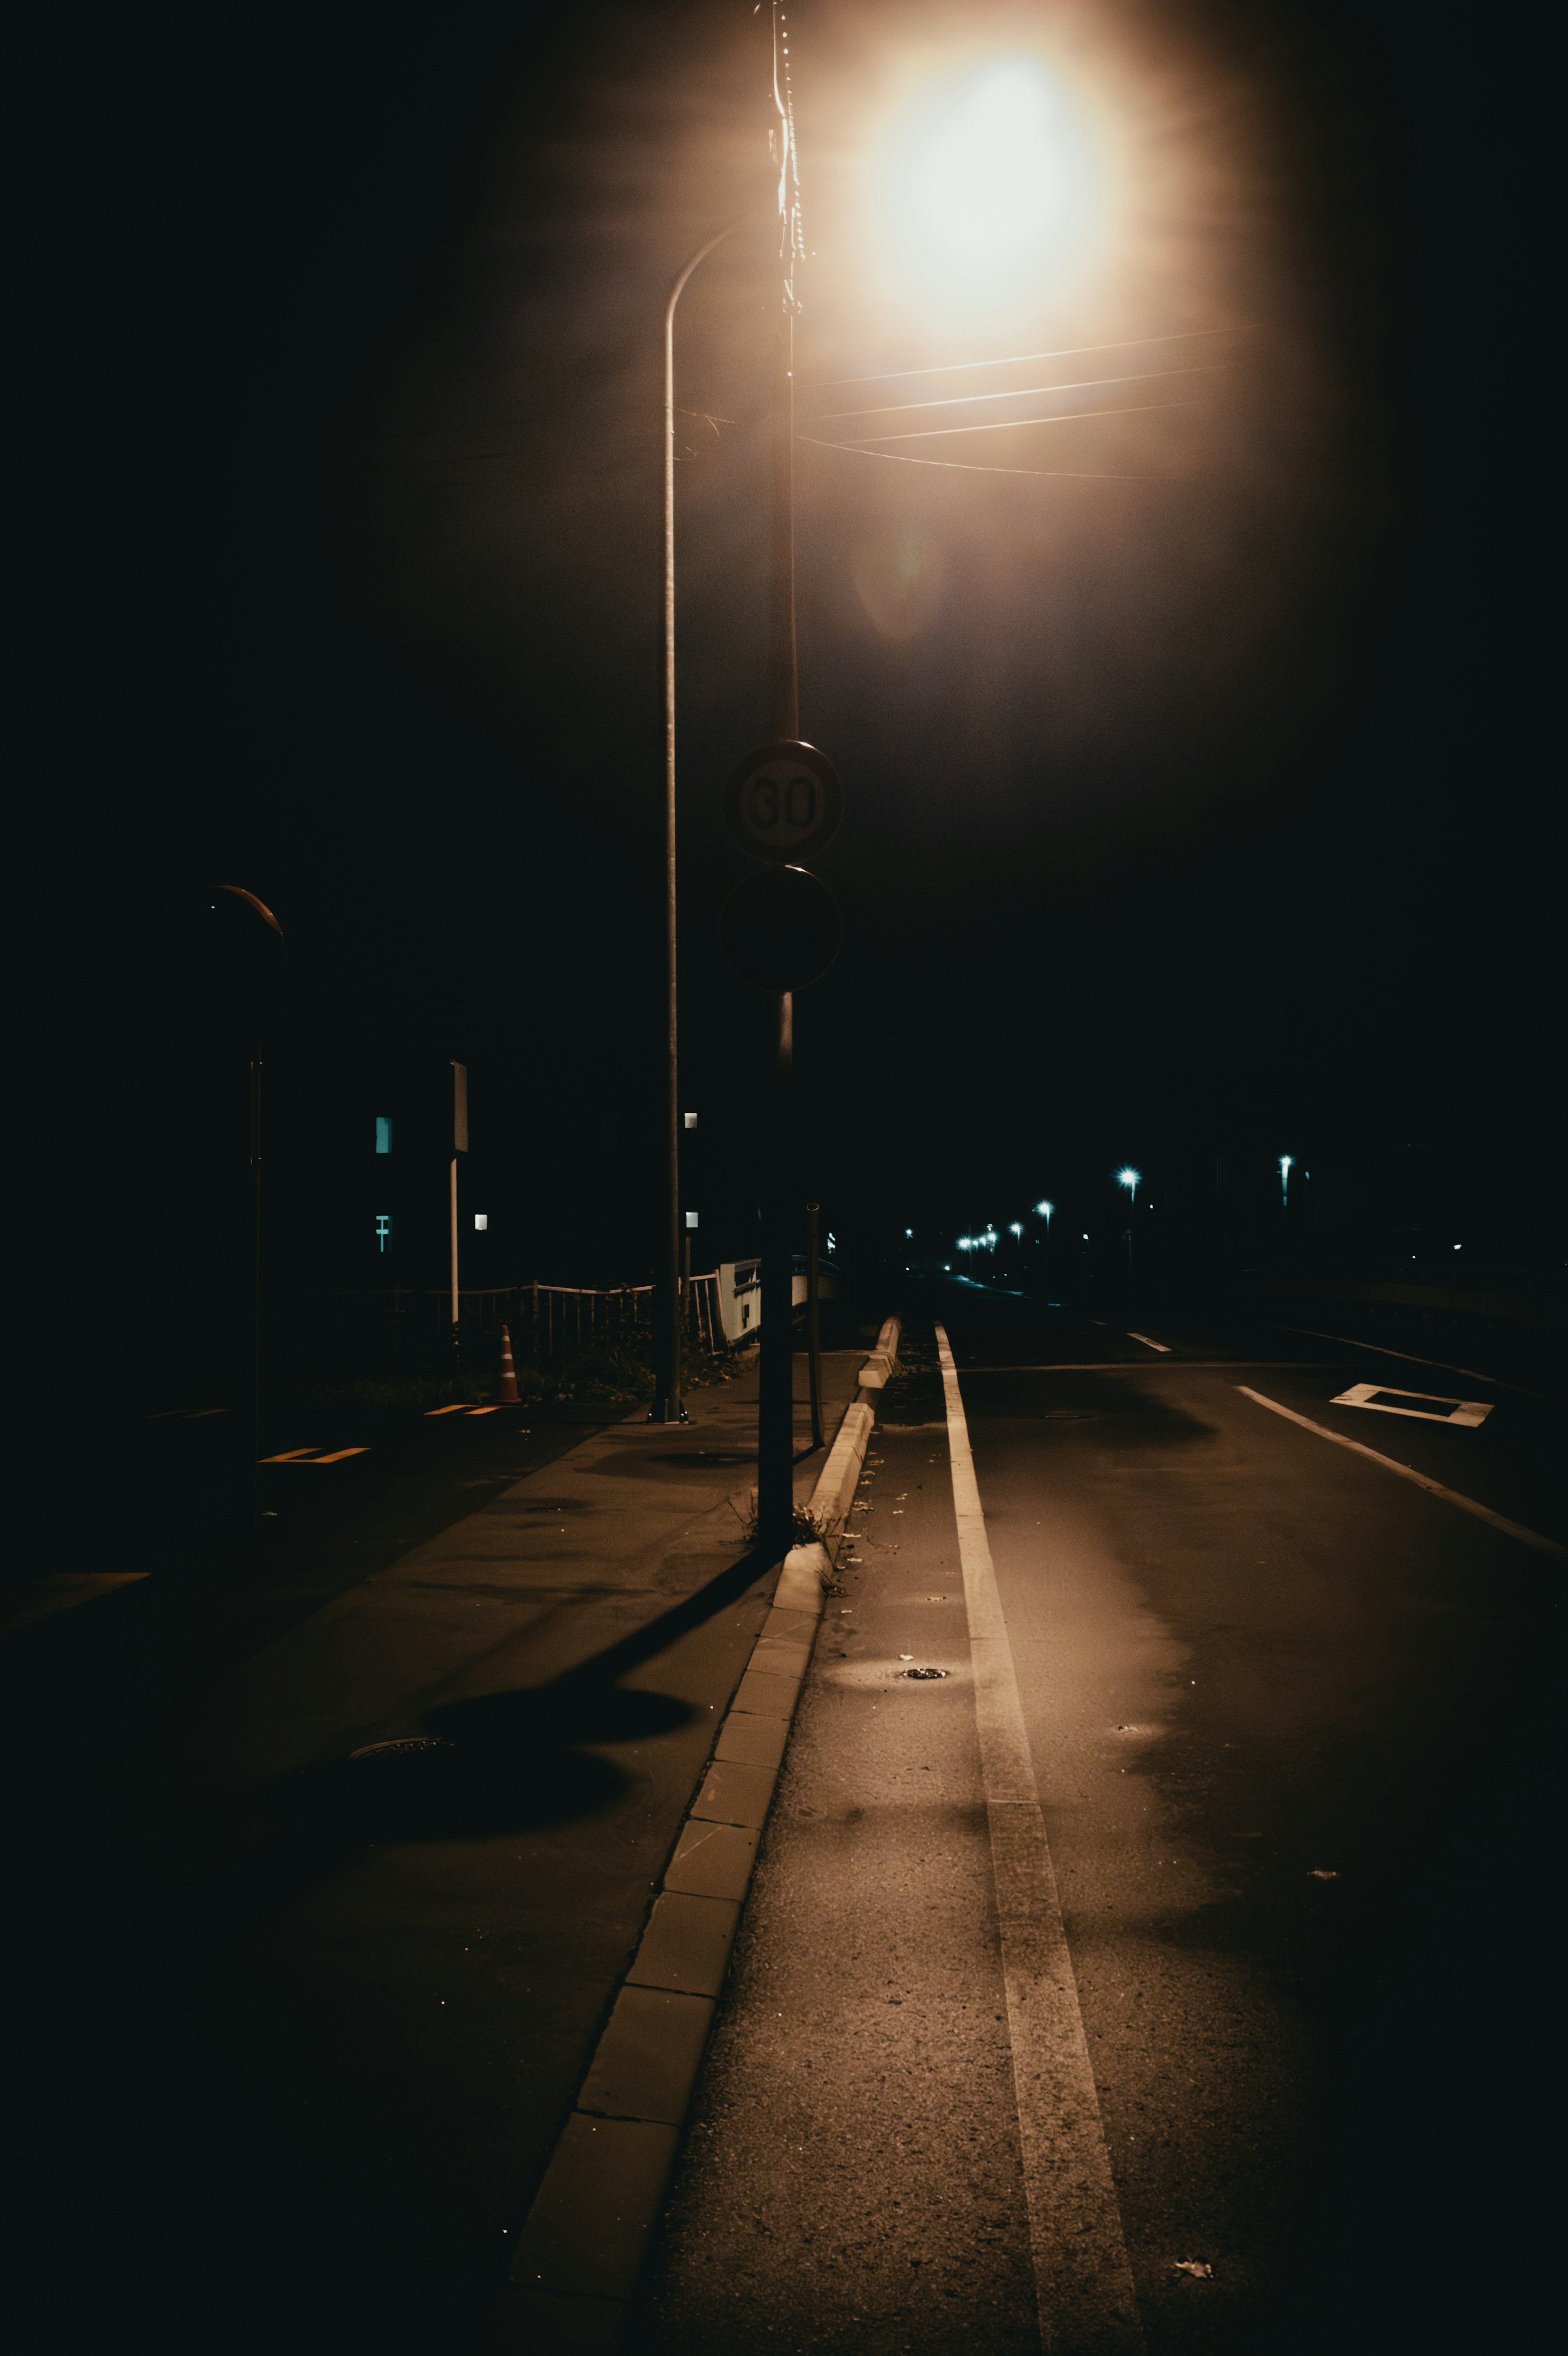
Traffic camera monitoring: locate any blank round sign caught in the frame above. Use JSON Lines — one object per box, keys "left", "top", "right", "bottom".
{"left": 719, "top": 865, "right": 842, "bottom": 993}
{"left": 721, "top": 740, "right": 843, "bottom": 864}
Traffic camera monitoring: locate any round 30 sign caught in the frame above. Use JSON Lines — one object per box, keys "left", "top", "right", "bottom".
{"left": 721, "top": 740, "right": 843, "bottom": 865}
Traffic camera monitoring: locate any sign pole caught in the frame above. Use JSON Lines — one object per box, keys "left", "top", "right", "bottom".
{"left": 450, "top": 1061, "right": 468, "bottom": 1359}
{"left": 756, "top": 74, "right": 800, "bottom": 1555}
{"left": 806, "top": 1200, "right": 823, "bottom": 1450}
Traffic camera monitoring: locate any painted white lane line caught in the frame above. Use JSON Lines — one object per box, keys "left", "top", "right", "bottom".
{"left": 1280, "top": 1325, "right": 1549, "bottom": 1402}
{"left": 935, "top": 1321, "right": 1145, "bottom": 2355}
{"left": 1125, "top": 1332, "right": 1169, "bottom": 1352}
{"left": 952, "top": 1363, "right": 1342, "bottom": 1374}
{"left": 1236, "top": 1388, "right": 1568, "bottom": 1557}
{"left": 1331, "top": 1381, "right": 1492, "bottom": 1428}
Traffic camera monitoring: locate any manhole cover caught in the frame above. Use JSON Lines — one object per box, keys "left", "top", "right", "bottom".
{"left": 899, "top": 1667, "right": 950, "bottom": 1681}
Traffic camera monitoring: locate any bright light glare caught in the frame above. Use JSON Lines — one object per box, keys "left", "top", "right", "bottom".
{"left": 1036, "top": 1200, "right": 1054, "bottom": 1219}
{"left": 880, "top": 60, "right": 1100, "bottom": 314}
{"left": 1117, "top": 1167, "right": 1140, "bottom": 1192}
{"left": 1009, "top": 1222, "right": 1023, "bottom": 1236}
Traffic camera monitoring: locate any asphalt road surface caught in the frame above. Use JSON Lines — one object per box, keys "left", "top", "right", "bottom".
{"left": 642, "top": 1283, "right": 1561, "bottom": 2355}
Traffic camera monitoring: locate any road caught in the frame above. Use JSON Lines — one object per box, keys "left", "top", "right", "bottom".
{"left": 641, "top": 1283, "right": 1562, "bottom": 2355}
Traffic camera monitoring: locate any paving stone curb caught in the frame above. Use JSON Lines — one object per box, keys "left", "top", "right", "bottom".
{"left": 501, "top": 1375, "right": 886, "bottom": 2350}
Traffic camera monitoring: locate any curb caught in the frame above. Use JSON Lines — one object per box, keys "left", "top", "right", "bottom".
{"left": 855, "top": 1313, "right": 902, "bottom": 1392}
{"left": 501, "top": 1386, "right": 880, "bottom": 2350}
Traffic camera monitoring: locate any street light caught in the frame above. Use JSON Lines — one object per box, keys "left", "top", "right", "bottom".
{"left": 652, "top": 211, "right": 753, "bottom": 1426}
{"left": 212, "top": 885, "right": 284, "bottom": 1524}
{"left": 1279, "top": 1153, "right": 1294, "bottom": 1208}
{"left": 1117, "top": 1166, "right": 1140, "bottom": 1301}
{"left": 875, "top": 56, "right": 1102, "bottom": 316}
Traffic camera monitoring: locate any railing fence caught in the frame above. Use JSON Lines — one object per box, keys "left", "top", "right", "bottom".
{"left": 276, "top": 1274, "right": 727, "bottom": 1363}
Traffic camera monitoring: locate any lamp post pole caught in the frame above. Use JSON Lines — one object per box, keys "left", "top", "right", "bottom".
{"left": 213, "top": 886, "right": 284, "bottom": 1528}
{"left": 756, "top": 7, "right": 804, "bottom": 1555}
{"left": 651, "top": 216, "right": 748, "bottom": 1425}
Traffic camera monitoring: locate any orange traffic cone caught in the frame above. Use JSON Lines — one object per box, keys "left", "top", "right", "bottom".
{"left": 497, "top": 1323, "right": 521, "bottom": 1405}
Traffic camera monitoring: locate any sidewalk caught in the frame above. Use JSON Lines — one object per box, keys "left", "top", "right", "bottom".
{"left": 6, "top": 1342, "right": 877, "bottom": 2355}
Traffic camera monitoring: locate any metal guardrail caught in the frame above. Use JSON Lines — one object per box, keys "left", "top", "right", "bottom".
{"left": 279, "top": 1276, "right": 728, "bottom": 1354}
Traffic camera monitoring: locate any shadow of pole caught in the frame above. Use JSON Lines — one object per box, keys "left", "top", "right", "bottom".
{"left": 263, "top": 1541, "right": 782, "bottom": 1856}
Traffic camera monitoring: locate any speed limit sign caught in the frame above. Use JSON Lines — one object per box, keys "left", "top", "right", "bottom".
{"left": 721, "top": 741, "right": 843, "bottom": 865}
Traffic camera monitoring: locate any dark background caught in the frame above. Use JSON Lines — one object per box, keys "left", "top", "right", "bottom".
{"left": 24, "top": 0, "right": 1556, "bottom": 1397}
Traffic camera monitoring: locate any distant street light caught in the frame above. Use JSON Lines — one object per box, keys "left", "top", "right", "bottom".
{"left": 1036, "top": 1200, "right": 1054, "bottom": 1224}
{"left": 1117, "top": 1166, "right": 1140, "bottom": 1301}
{"left": 212, "top": 884, "right": 284, "bottom": 1524}
{"left": 1279, "top": 1153, "right": 1294, "bottom": 1208}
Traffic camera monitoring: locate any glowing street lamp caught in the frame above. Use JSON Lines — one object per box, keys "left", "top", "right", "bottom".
{"left": 1036, "top": 1200, "right": 1054, "bottom": 1224}
{"left": 1279, "top": 1154, "right": 1294, "bottom": 1207}
{"left": 1117, "top": 1166, "right": 1140, "bottom": 1300}
{"left": 877, "top": 58, "right": 1102, "bottom": 317}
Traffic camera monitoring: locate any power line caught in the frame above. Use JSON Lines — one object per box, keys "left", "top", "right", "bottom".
{"left": 825, "top": 398, "right": 1201, "bottom": 448}
{"left": 809, "top": 364, "right": 1218, "bottom": 426}
{"left": 799, "top": 438, "right": 1183, "bottom": 483}
{"left": 802, "top": 324, "right": 1252, "bottom": 393}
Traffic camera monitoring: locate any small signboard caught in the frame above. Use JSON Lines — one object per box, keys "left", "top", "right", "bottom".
{"left": 722, "top": 741, "right": 843, "bottom": 864}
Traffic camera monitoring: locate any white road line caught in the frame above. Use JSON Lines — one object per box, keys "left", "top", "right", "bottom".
{"left": 1279, "top": 1325, "right": 1550, "bottom": 1401}
{"left": 935, "top": 1323, "right": 1145, "bottom": 2355}
{"left": 952, "top": 1362, "right": 1341, "bottom": 1374}
{"left": 1235, "top": 1388, "right": 1568, "bottom": 1557}
{"left": 1125, "top": 1331, "right": 1169, "bottom": 1352}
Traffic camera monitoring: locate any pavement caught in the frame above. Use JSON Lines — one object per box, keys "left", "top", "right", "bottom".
{"left": 637, "top": 1284, "right": 1563, "bottom": 2356}
{"left": 1, "top": 1339, "right": 875, "bottom": 2355}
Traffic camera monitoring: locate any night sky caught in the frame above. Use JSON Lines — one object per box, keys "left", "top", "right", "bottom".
{"left": 38, "top": 0, "right": 1555, "bottom": 1341}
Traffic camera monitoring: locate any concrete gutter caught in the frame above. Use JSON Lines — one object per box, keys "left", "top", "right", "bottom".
{"left": 503, "top": 1385, "right": 880, "bottom": 2351}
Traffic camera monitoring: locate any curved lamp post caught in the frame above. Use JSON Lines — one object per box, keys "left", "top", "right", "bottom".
{"left": 214, "top": 885, "right": 285, "bottom": 1521}
{"left": 1117, "top": 1165, "right": 1140, "bottom": 1301}
{"left": 651, "top": 214, "right": 750, "bottom": 1426}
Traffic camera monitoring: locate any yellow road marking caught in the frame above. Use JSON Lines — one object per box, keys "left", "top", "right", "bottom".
{"left": 258, "top": 1445, "right": 371, "bottom": 1464}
